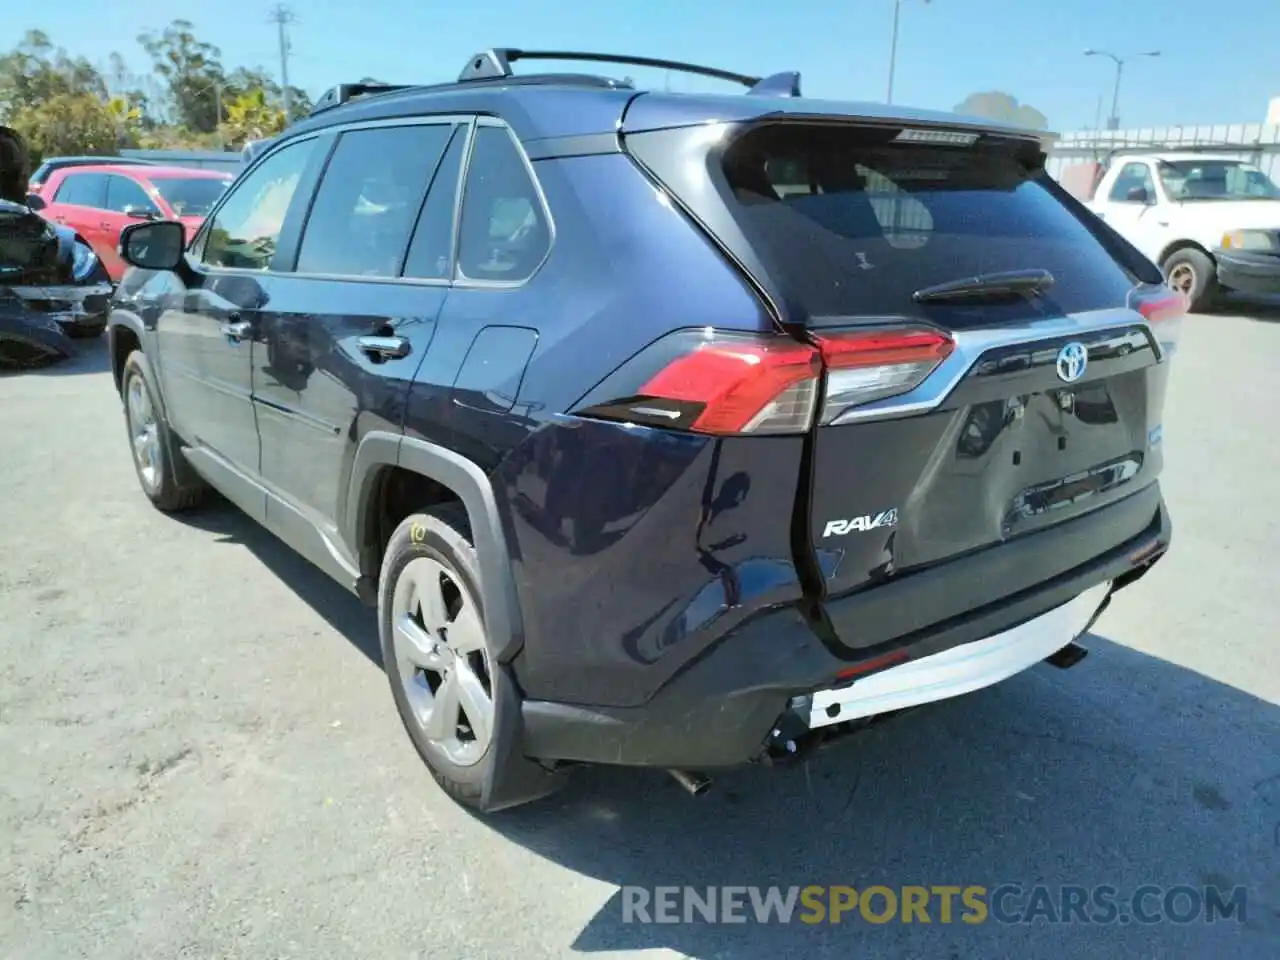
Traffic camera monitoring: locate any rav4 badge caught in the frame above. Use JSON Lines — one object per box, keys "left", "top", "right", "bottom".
{"left": 823, "top": 509, "right": 899, "bottom": 538}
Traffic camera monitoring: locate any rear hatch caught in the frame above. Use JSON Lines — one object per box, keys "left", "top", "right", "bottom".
{"left": 622, "top": 112, "right": 1181, "bottom": 650}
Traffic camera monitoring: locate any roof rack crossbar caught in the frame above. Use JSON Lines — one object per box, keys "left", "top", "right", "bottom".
{"left": 309, "top": 82, "right": 415, "bottom": 117}
{"left": 458, "top": 48, "right": 769, "bottom": 89}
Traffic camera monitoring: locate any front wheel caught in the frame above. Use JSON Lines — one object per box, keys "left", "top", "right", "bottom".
{"left": 1162, "top": 247, "right": 1219, "bottom": 312}
{"left": 121, "top": 351, "right": 208, "bottom": 512}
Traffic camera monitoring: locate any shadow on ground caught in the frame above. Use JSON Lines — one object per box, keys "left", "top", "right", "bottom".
{"left": 0, "top": 330, "right": 112, "bottom": 377}
{"left": 1218, "top": 294, "right": 1280, "bottom": 321}
{"left": 482, "top": 639, "right": 1280, "bottom": 958}
{"left": 176, "top": 498, "right": 383, "bottom": 666}
{"left": 164, "top": 477, "right": 1279, "bottom": 958}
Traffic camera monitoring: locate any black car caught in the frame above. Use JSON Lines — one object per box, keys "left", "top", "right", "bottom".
{"left": 27, "top": 155, "right": 156, "bottom": 193}
{"left": 106, "top": 49, "right": 1182, "bottom": 812}
{"left": 1, "top": 130, "right": 114, "bottom": 367}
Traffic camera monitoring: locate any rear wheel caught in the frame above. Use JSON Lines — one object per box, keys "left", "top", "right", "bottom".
{"left": 379, "top": 505, "right": 502, "bottom": 810}
{"left": 122, "top": 351, "right": 207, "bottom": 512}
{"left": 1162, "top": 247, "right": 1218, "bottom": 312}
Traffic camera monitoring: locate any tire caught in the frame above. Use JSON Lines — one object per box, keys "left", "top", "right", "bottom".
{"left": 121, "top": 350, "right": 207, "bottom": 512}
{"left": 1161, "top": 247, "right": 1219, "bottom": 312}
{"left": 379, "top": 503, "right": 505, "bottom": 811}
{"left": 66, "top": 322, "right": 106, "bottom": 339}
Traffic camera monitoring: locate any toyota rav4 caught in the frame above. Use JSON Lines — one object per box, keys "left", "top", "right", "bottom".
{"left": 107, "top": 49, "right": 1182, "bottom": 812}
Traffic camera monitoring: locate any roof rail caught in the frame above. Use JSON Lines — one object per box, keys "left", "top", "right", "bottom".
{"left": 457, "top": 48, "right": 801, "bottom": 96}
{"left": 310, "top": 82, "right": 415, "bottom": 116}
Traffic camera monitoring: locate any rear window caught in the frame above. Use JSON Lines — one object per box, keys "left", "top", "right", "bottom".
{"left": 713, "top": 123, "right": 1139, "bottom": 325}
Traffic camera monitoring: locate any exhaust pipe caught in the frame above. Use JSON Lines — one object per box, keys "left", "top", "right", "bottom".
{"left": 667, "top": 768, "right": 712, "bottom": 796}
{"left": 1045, "top": 641, "right": 1089, "bottom": 670}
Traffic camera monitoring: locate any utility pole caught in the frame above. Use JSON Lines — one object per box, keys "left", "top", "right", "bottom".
{"left": 886, "top": 0, "right": 931, "bottom": 106}
{"left": 1084, "top": 48, "right": 1160, "bottom": 131}
{"left": 270, "top": 3, "right": 296, "bottom": 119}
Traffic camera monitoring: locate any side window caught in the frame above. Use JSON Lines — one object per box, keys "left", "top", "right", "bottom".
{"left": 402, "top": 127, "right": 467, "bottom": 280}
{"left": 54, "top": 173, "right": 107, "bottom": 208}
{"left": 105, "top": 175, "right": 158, "bottom": 214}
{"left": 456, "top": 126, "right": 550, "bottom": 282}
{"left": 295, "top": 123, "right": 453, "bottom": 278}
{"left": 202, "top": 139, "right": 316, "bottom": 270}
{"left": 1109, "top": 162, "right": 1155, "bottom": 203}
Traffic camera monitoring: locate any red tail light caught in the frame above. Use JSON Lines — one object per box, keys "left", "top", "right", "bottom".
{"left": 637, "top": 339, "right": 819, "bottom": 434}
{"left": 572, "top": 325, "right": 954, "bottom": 436}
{"left": 1133, "top": 288, "right": 1188, "bottom": 324}
{"left": 815, "top": 327, "right": 954, "bottom": 425}
{"left": 1129, "top": 285, "right": 1186, "bottom": 358}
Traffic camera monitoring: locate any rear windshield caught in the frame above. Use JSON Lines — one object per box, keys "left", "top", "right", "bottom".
{"left": 151, "top": 177, "right": 231, "bottom": 217}
{"left": 714, "top": 123, "right": 1139, "bottom": 325}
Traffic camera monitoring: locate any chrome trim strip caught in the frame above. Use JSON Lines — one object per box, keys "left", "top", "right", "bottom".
{"left": 826, "top": 307, "right": 1156, "bottom": 426}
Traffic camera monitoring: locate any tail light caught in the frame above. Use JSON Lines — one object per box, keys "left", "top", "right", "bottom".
{"left": 817, "top": 327, "right": 953, "bottom": 425}
{"left": 1130, "top": 285, "right": 1187, "bottom": 359}
{"left": 571, "top": 325, "right": 954, "bottom": 436}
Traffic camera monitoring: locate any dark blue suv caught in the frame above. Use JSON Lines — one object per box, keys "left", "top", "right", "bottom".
{"left": 107, "top": 49, "right": 1182, "bottom": 812}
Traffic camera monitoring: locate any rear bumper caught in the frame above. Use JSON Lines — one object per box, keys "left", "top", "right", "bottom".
{"left": 5, "top": 282, "right": 112, "bottom": 330}
{"left": 1215, "top": 249, "right": 1280, "bottom": 297}
{"left": 520, "top": 489, "right": 1170, "bottom": 770}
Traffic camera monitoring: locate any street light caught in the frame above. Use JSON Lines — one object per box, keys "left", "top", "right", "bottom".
{"left": 886, "top": 0, "right": 931, "bottom": 105}
{"left": 1084, "top": 48, "right": 1160, "bottom": 131}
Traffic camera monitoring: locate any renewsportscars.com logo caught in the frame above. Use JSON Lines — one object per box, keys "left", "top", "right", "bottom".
{"left": 620, "top": 884, "right": 1248, "bottom": 926}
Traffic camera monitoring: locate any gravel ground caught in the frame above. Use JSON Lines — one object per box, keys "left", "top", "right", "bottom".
{"left": 1, "top": 309, "right": 1277, "bottom": 959}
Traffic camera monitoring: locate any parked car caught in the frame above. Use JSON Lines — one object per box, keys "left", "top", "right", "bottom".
{"left": 106, "top": 49, "right": 1183, "bottom": 813}
{"left": 27, "top": 155, "right": 157, "bottom": 196}
{"left": 28, "top": 164, "right": 232, "bottom": 281}
{"left": 1, "top": 128, "right": 112, "bottom": 352}
{"left": 1067, "top": 149, "right": 1280, "bottom": 311}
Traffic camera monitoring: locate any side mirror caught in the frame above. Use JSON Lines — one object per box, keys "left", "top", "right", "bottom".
{"left": 1125, "top": 186, "right": 1153, "bottom": 205}
{"left": 119, "top": 219, "right": 185, "bottom": 271}
{"left": 123, "top": 204, "right": 161, "bottom": 221}
{"left": 24, "top": 193, "right": 46, "bottom": 211}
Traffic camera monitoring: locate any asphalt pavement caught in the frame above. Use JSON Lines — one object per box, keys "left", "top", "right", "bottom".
{"left": 1, "top": 308, "right": 1277, "bottom": 959}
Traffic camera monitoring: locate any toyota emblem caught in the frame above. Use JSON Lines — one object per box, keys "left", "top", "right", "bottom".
{"left": 1055, "top": 342, "right": 1088, "bottom": 383}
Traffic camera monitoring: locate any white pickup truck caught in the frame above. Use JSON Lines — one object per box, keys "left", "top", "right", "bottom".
{"left": 1067, "top": 151, "right": 1280, "bottom": 311}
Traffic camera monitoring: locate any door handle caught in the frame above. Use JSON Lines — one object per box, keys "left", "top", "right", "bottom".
{"left": 221, "top": 320, "right": 253, "bottom": 341}
{"left": 357, "top": 335, "right": 411, "bottom": 360}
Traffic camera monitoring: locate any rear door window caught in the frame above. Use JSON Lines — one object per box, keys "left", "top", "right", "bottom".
{"left": 295, "top": 123, "right": 455, "bottom": 278}
{"left": 402, "top": 126, "right": 467, "bottom": 281}
{"left": 713, "top": 123, "right": 1140, "bottom": 325}
{"left": 54, "top": 173, "right": 108, "bottom": 208}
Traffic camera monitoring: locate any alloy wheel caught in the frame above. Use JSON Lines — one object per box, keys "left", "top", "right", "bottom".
{"left": 1167, "top": 262, "right": 1196, "bottom": 297}
{"left": 390, "top": 556, "right": 494, "bottom": 767}
{"left": 126, "top": 376, "right": 162, "bottom": 490}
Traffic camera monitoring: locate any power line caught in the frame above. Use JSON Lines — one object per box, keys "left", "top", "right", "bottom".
{"left": 268, "top": 3, "right": 296, "bottom": 117}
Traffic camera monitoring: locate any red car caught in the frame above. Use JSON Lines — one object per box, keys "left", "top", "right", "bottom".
{"left": 33, "top": 164, "right": 232, "bottom": 281}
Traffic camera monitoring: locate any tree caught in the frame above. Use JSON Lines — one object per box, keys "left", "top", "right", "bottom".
{"left": 9, "top": 93, "right": 120, "bottom": 165}
{"left": 219, "top": 87, "right": 288, "bottom": 147}
{"left": 0, "top": 30, "right": 106, "bottom": 116}
{"left": 954, "top": 91, "right": 1048, "bottom": 130}
{"left": 138, "top": 20, "right": 227, "bottom": 133}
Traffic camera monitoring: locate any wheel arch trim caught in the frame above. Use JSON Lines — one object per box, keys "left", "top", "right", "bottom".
{"left": 346, "top": 430, "right": 526, "bottom": 663}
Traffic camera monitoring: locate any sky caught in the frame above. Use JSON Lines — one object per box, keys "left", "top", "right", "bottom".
{"left": 7, "top": 0, "right": 1279, "bottom": 132}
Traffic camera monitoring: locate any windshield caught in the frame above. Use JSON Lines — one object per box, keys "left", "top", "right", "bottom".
{"left": 1156, "top": 160, "right": 1280, "bottom": 201}
{"left": 151, "top": 177, "right": 231, "bottom": 216}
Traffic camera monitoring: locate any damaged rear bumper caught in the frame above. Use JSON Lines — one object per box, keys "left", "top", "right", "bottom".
{"left": 519, "top": 489, "right": 1171, "bottom": 771}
